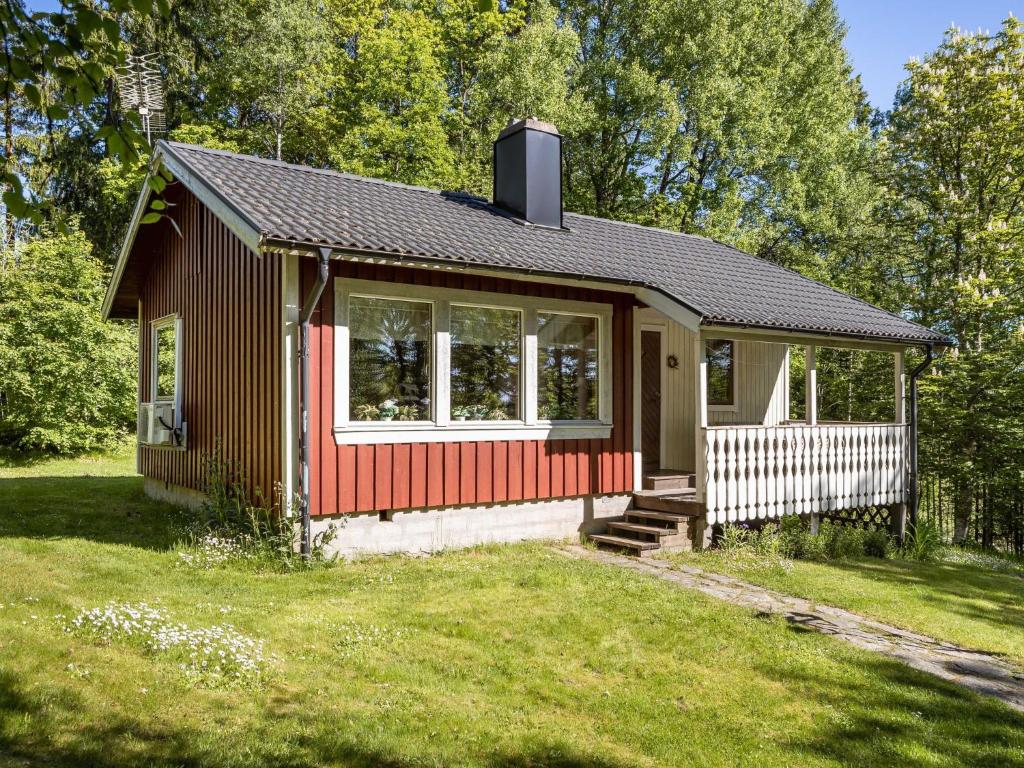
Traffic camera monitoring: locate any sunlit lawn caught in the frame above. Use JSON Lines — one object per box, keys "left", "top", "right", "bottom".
{"left": 1, "top": 452, "right": 1023, "bottom": 767}
{"left": 662, "top": 543, "right": 1024, "bottom": 667}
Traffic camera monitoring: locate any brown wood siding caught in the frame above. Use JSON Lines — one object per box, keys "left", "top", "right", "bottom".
{"left": 137, "top": 190, "right": 282, "bottom": 501}
{"left": 303, "top": 260, "right": 637, "bottom": 516}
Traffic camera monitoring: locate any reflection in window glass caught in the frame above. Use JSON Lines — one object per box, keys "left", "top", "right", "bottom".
{"left": 450, "top": 305, "right": 521, "bottom": 420}
{"left": 349, "top": 297, "right": 432, "bottom": 421}
{"left": 706, "top": 340, "right": 734, "bottom": 406}
{"left": 154, "top": 323, "right": 177, "bottom": 401}
{"left": 538, "top": 313, "right": 598, "bottom": 420}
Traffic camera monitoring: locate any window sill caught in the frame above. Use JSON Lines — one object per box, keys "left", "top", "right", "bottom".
{"left": 332, "top": 422, "right": 613, "bottom": 445}
{"left": 708, "top": 404, "right": 738, "bottom": 413}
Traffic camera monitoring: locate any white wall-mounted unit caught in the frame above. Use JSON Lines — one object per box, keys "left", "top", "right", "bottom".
{"left": 138, "top": 401, "right": 181, "bottom": 447}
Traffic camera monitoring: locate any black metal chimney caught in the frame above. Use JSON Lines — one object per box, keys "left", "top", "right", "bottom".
{"left": 493, "top": 117, "right": 563, "bottom": 229}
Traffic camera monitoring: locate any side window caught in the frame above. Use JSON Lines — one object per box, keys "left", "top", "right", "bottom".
{"left": 152, "top": 317, "right": 181, "bottom": 404}
{"left": 706, "top": 339, "right": 735, "bottom": 407}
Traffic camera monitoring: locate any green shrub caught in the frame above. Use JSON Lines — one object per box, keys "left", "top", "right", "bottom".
{"left": 716, "top": 516, "right": 894, "bottom": 564}
{"left": 178, "top": 444, "right": 340, "bottom": 571}
{"left": 863, "top": 529, "right": 892, "bottom": 558}
{"left": 0, "top": 228, "right": 137, "bottom": 453}
{"left": 901, "top": 520, "right": 943, "bottom": 562}
{"left": 820, "top": 520, "right": 866, "bottom": 560}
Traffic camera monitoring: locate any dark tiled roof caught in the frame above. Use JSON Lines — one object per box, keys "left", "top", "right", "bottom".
{"left": 161, "top": 141, "right": 949, "bottom": 345}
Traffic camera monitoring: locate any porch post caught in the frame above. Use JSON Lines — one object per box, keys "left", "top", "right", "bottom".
{"left": 693, "top": 333, "right": 711, "bottom": 549}
{"left": 894, "top": 351, "right": 906, "bottom": 424}
{"left": 805, "top": 346, "right": 817, "bottom": 426}
{"left": 805, "top": 345, "right": 819, "bottom": 533}
{"left": 892, "top": 351, "right": 908, "bottom": 541}
{"left": 694, "top": 334, "right": 708, "bottom": 499}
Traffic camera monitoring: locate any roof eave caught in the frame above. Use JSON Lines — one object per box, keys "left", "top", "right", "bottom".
{"left": 700, "top": 318, "right": 953, "bottom": 350}
{"left": 262, "top": 237, "right": 709, "bottom": 333}
{"left": 100, "top": 151, "right": 159, "bottom": 321}
{"left": 102, "top": 141, "right": 266, "bottom": 321}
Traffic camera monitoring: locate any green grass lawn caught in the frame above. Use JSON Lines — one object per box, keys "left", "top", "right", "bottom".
{"left": 662, "top": 544, "right": 1024, "bottom": 668}
{"left": 1, "top": 454, "right": 1023, "bottom": 767}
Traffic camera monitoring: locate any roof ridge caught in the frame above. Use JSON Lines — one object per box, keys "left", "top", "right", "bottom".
{"left": 162, "top": 141, "right": 488, "bottom": 201}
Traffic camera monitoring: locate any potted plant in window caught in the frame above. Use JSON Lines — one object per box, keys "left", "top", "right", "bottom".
{"left": 354, "top": 403, "right": 380, "bottom": 421}
{"left": 468, "top": 404, "right": 489, "bottom": 421}
{"left": 378, "top": 399, "right": 398, "bottom": 421}
{"left": 396, "top": 404, "right": 418, "bottom": 421}
{"left": 453, "top": 406, "right": 470, "bottom": 421}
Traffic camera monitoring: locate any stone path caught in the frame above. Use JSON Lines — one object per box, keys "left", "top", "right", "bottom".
{"left": 559, "top": 544, "right": 1024, "bottom": 713}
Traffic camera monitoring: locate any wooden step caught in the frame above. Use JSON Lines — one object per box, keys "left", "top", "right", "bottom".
{"left": 643, "top": 470, "right": 696, "bottom": 491}
{"left": 588, "top": 533, "right": 661, "bottom": 557}
{"left": 607, "top": 521, "right": 682, "bottom": 539}
{"left": 624, "top": 508, "right": 690, "bottom": 527}
{"left": 633, "top": 490, "right": 703, "bottom": 516}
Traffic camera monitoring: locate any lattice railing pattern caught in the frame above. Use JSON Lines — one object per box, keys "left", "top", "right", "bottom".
{"left": 703, "top": 424, "right": 907, "bottom": 525}
{"left": 821, "top": 506, "right": 893, "bottom": 530}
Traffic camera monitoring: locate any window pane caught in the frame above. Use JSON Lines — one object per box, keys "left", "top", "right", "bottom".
{"left": 707, "top": 340, "right": 734, "bottom": 406}
{"left": 450, "top": 306, "right": 520, "bottom": 420}
{"left": 538, "top": 313, "right": 599, "bottom": 420}
{"left": 154, "top": 324, "right": 176, "bottom": 401}
{"left": 349, "top": 297, "right": 431, "bottom": 421}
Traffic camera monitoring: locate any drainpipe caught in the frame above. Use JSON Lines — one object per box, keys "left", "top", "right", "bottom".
{"left": 907, "top": 343, "right": 934, "bottom": 530}
{"left": 298, "top": 246, "right": 331, "bottom": 558}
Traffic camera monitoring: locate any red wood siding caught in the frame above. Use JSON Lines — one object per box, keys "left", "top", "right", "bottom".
{"left": 303, "top": 260, "right": 636, "bottom": 516}
{"left": 138, "top": 190, "right": 282, "bottom": 500}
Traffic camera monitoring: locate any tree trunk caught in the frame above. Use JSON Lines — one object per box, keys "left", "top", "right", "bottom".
{"left": 3, "top": 89, "right": 13, "bottom": 252}
{"left": 952, "top": 478, "right": 971, "bottom": 543}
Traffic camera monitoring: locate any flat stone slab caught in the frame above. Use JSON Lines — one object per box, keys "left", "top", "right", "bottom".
{"left": 558, "top": 545, "right": 1024, "bottom": 713}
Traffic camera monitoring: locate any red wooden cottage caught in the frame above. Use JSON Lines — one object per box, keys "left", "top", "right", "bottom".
{"left": 103, "top": 119, "right": 950, "bottom": 557}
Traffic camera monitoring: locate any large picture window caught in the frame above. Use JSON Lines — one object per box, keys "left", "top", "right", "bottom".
{"left": 450, "top": 305, "right": 521, "bottom": 421}
{"left": 334, "top": 279, "right": 613, "bottom": 443}
{"left": 706, "top": 339, "right": 735, "bottom": 407}
{"left": 537, "top": 313, "right": 598, "bottom": 420}
{"left": 349, "top": 296, "right": 432, "bottom": 421}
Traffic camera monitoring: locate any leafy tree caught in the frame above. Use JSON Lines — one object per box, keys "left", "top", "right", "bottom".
{"left": 197, "top": 0, "right": 336, "bottom": 161}
{"left": 0, "top": 227, "right": 137, "bottom": 453}
{"left": 1, "top": 0, "right": 167, "bottom": 227}
{"left": 329, "top": 5, "right": 456, "bottom": 186}
{"left": 460, "top": 0, "right": 587, "bottom": 195}
{"left": 883, "top": 18, "right": 1024, "bottom": 543}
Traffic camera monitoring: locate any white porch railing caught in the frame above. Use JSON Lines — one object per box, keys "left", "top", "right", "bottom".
{"left": 703, "top": 423, "right": 907, "bottom": 525}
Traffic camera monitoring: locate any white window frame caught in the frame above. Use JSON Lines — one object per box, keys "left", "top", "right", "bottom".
{"left": 333, "top": 278, "right": 613, "bottom": 444}
{"left": 345, "top": 293, "right": 436, "bottom": 425}
{"left": 535, "top": 309, "right": 606, "bottom": 426}
{"left": 448, "top": 301, "right": 525, "bottom": 424}
{"left": 150, "top": 314, "right": 182, "bottom": 407}
{"left": 706, "top": 338, "right": 739, "bottom": 412}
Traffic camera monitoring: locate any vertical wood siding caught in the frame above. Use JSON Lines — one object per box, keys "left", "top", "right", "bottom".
{"left": 304, "top": 260, "right": 636, "bottom": 516}
{"left": 138, "top": 191, "right": 282, "bottom": 500}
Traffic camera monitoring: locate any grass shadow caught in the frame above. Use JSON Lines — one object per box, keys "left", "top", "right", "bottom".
{"left": 0, "top": 665, "right": 630, "bottom": 768}
{"left": 823, "top": 556, "right": 1024, "bottom": 639}
{"left": 756, "top": 646, "right": 1024, "bottom": 767}
{"left": 0, "top": 474, "right": 190, "bottom": 551}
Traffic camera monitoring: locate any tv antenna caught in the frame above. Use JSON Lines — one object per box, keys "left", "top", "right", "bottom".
{"left": 116, "top": 53, "right": 166, "bottom": 145}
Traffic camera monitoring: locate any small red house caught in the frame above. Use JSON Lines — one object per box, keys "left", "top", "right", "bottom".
{"left": 104, "top": 119, "right": 950, "bottom": 557}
